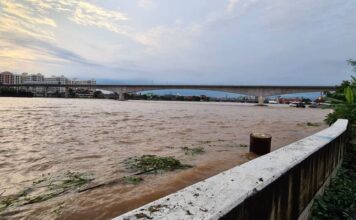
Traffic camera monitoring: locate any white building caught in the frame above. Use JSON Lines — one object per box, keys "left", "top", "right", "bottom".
{"left": 22, "top": 73, "right": 45, "bottom": 94}
{"left": 44, "top": 75, "right": 69, "bottom": 94}
{"left": 22, "top": 73, "right": 45, "bottom": 84}
{"left": 70, "top": 78, "right": 96, "bottom": 85}
{"left": 14, "top": 74, "right": 22, "bottom": 84}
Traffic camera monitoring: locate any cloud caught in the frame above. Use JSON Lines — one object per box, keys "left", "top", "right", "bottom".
{"left": 135, "top": 24, "right": 202, "bottom": 55}
{"left": 0, "top": 0, "right": 355, "bottom": 84}
{"left": 226, "top": 0, "right": 258, "bottom": 15}
{"left": 0, "top": 0, "right": 130, "bottom": 38}
{"left": 0, "top": 0, "right": 56, "bottom": 40}
{"left": 227, "top": 0, "right": 239, "bottom": 13}
{"left": 138, "top": 0, "right": 154, "bottom": 9}
{"left": 0, "top": 34, "right": 102, "bottom": 67}
{"left": 69, "top": 1, "right": 129, "bottom": 35}
{"left": 0, "top": 0, "right": 132, "bottom": 69}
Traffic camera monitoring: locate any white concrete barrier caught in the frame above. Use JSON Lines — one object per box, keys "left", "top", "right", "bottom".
{"left": 114, "top": 119, "right": 348, "bottom": 220}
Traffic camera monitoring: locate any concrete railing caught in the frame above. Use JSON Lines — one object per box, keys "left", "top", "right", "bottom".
{"left": 114, "top": 119, "right": 348, "bottom": 220}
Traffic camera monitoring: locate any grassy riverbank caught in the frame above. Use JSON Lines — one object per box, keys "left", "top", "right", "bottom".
{"left": 309, "top": 128, "right": 356, "bottom": 220}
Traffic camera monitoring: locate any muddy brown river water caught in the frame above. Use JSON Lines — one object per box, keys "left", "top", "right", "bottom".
{"left": 0, "top": 98, "right": 329, "bottom": 219}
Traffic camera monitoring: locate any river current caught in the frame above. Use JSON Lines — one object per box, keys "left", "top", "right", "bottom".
{"left": 0, "top": 98, "right": 328, "bottom": 219}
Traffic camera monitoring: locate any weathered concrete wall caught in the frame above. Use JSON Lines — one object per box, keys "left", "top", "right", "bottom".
{"left": 114, "top": 119, "right": 348, "bottom": 220}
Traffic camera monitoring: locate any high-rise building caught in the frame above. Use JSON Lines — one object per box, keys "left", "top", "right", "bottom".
{"left": 14, "top": 74, "right": 22, "bottom": 84}
{"left": 22, "top": 73, "right": 45, "bottom": 83}
{"left": 0, "top": 71, "right": 14, "bottom": 84}
{"left": 70, "top": 78, "right": 96, "bottom": 85}
{"left": 22, "top": 73, "right": 45, "bottom": 95}
{"left": 45, "top": 75, "right": 69, "bottom": 94}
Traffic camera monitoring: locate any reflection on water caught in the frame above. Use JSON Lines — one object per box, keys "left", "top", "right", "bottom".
{"left": 0, "top": 98, "right": 328, "bottom": 219}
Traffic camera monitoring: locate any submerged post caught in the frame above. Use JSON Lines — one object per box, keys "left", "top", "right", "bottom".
{"left": 250, "top": 132, "right": 272, "bottom": 155}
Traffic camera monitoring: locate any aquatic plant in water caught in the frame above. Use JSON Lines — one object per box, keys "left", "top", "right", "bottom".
{"left": 181, "top": 147, "right": 205, "bottom": 156}
{"left": 121, "top": 176, "right": 144, "bottom": 185}
{"left": 124, "top": 155, "right": 191, "bottom": 174}
{"left": 0, "top": 171, "right": 94, "bottom": 213}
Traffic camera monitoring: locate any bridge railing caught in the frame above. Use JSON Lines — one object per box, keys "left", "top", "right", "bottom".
{"left": 114, "top": 119, "right": 348, "bottom": 220}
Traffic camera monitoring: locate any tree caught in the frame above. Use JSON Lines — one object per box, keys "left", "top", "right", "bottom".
{"left": 325, "top": 60, "right": 356, "bottom": 125}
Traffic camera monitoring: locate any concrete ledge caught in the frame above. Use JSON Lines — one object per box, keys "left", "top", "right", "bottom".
{"left": 114, "top": 119, "right": 348, "bottom": 220}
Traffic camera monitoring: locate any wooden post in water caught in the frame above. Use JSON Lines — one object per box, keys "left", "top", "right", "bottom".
{"left": 250, "top": 133, "right": 272, "bottom": 155}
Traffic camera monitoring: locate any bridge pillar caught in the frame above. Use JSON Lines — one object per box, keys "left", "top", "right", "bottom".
{"left": 257, "top": 96, "right": 265, "bottom": 105}
{"left": 119, "top": 92, "right": 126, "bottom": 101}
{"left": 44, "top": 87, "right": 48, "bottom": 97}
{"left": 64, "top": 87, "right": 69, "bottom": 98}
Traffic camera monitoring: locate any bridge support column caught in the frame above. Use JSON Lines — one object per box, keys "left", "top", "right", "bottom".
{"left": 119, "top": 92, "right": 126, "bottom": 101}
{"left": 44, "top": 87, "right": 48, "bottom": 97}
{"left": 64, "top": 87, "right": 69, "bottom": 98}
{"left": 257, "top": 96, "right": 265, "bottom": 106}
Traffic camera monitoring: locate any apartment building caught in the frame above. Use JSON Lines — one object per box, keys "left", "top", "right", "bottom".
{"left": 45, "top": 75, "right": 69, "bottom": 94}
{"left": 0, "top": 71, "right": 14, "bottom": 84}
{"left": 22, "top": 73, "right": 45, "bottom": 94}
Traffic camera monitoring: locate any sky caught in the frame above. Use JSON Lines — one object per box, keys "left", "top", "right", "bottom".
{"left": 0, "top": 0, "right": 355, "bottom": 85}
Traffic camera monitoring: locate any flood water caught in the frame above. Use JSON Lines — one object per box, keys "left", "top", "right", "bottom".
{"left": 0, "top": 98, "right": 329, "bottom": 219}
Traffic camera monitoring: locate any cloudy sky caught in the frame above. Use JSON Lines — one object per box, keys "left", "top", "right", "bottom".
{"left": 0, "top": 0, "right": 355, "bottom": 85}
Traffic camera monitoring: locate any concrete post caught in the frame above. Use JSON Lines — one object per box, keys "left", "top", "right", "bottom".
{"left": 119, "top": 92, "right": 126, "bottom": 101}
{"left": 258, "top": 96, "right": 265, "bottom": 105}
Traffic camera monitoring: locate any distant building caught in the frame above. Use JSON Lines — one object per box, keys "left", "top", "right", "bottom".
{"left": 22, "top": 73, "right": 44, "bottom": 83}
{"left": 69, "top": 78, "right": 96, "bottom": 97}
{"left": 0, "top": 71, "right": 14, "bottom": 84}
{"left": 14, "top": 74, "right": 22, "bottom": 84}
{"left": 45, "top": 75, "right": 69, "bottom": 94}
{"left": 22, "top": 73, "right": 45, "bottom": 95}
{"left": 69, "top": 78, "right": 96, "bottom": 85}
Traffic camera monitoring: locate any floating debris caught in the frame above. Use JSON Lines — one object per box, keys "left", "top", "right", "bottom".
{"left": 181, "top": 147, "right": 205, "bottom": 156}
{"left": 306, "top": 122, "right": 320, "bottom": 127}
{"left": 124, "top": 155, "right": 191, "bottom": 174}
{"left": 121, "top": 176, "right": 144, "bottom": 185}
{"left": 0, "top": 171, "right": 94, "bottom": 213}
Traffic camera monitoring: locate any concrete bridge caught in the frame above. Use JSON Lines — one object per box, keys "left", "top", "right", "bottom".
{"left": 1, "top": 84, "right": 336, "bottom": 104}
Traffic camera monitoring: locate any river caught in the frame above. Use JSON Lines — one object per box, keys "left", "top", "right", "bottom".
{"left": 0, "top": 98, "right": 329, "bottom": 219}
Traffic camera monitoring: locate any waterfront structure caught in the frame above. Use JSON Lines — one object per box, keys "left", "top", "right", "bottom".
{"left": 115, "top": 119, "right": 348, "bottom": 220}
{"left": 0, "top": 71, "right": 14, "bottom": 84}
{"left": 22, "top": 73, "right": 45, "bottom": 95}
{"left": 69, "top": 78, "right": 96, "bottom": 86}
{"left": 44, "top": 75, "right": 69, "bottom": 94}
{"left": 68, "top": 78, "right": 97, "bottom": 98}
{"left": 0, "top": 84, "right": 336, "bottom": 102}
